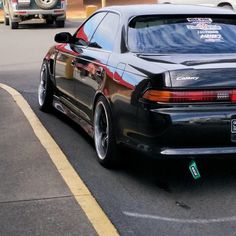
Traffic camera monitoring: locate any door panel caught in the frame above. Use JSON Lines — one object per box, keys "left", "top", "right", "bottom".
{"left": 72, "top": 12, "right": 120, "bottom": 123}
{"left": 73, "top": 47, "right": 110, "bottom": 122}
{"left": 55, "top": 44, "right": 79, "bottom": 105}
{"left": 54, "top": 12, "right": 107, "bottom": 108}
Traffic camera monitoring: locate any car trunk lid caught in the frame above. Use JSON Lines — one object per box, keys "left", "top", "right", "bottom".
{"left": 139, "top": 54, "right": 236, "bottom": 89}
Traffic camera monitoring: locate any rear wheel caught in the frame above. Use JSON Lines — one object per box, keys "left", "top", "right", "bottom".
{"left": 55, "top": 20, "right": 65, "bottom": 28}
{"left": 46, "top": 18, "right": 54, "bottom": 25}
{"left": 4, "top": 16, "right": 9, "bottom": 25}
{"left": 94, "top": 96, "right": 119, "bottom": 168}
{"left": 9, "top": 17, "right": 18, "bottom": 29}
{"left": 38, "top": 62, "right": 54, "bottom": 112}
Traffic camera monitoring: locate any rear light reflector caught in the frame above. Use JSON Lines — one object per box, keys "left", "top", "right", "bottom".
{"left": 15, "top": 11, "right": 27, "bottom": 14}
{"left": 54, "top": 9, "right": 65, "bottom": 13}
{"left": 143, "top": 89, "right": 236, "bottom": 103}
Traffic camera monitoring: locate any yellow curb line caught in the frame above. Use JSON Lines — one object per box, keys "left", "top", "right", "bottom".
{"left": 0, "top": 83, "right": 119, "bottom": 236}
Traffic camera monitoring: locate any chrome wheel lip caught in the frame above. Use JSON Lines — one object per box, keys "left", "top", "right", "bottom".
{"left": 38, "top": 64, "right": 47, "bottom": 107}
{"left": 94, "top": 101, "right": 109, "bottom": 160}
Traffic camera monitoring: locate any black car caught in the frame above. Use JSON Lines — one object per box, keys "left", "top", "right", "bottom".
{"left": 38, "top": 4, "right": 236, "bottom": 167}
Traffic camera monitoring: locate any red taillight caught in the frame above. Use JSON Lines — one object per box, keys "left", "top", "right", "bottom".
{"left": 231, "top": 90, "right": 236, "bottom": 101}
{"left": 12, "top": 0, "right": 18, "bottom": 3}
{"left": 54, "top": 9, "right": 65, "bottom": 13}
{"left": 143, "top": 89, "right": 236, "bottom": 103}
{"left": 15, "top": 11, "right": 27, "bottom": 14}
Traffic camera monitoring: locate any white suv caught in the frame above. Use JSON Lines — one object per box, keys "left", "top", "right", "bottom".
{"left": 158, "top": 0, "right": 236, "bottom": 10}
{"left": 1, "top": 0, "right": 66, "bottom": 29}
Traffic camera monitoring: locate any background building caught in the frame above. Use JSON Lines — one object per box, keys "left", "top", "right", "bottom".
{"left": 68, "top": 0, "right": 156, "bottom": 12}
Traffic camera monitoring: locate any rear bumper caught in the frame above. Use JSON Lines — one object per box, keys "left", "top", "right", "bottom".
{"left": 128, "top": 105, "right": 236, "bottom": 157}
{"left": 11, "top": 9, "right": 66, "bottom": 21}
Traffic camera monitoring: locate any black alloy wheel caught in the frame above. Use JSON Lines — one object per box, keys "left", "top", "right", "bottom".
{"left": 94, "top": 96, "right": 119, "bottom": 168}
{"left": 38, "top": 62, "right": 53, "bottom": 112}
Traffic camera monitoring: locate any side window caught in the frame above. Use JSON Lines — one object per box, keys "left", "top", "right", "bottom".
{"left": 89, "top": 13, "right": 120, "bottom": 51}
{"left": 75, "top": 12, "right": 107, "bottom": 45}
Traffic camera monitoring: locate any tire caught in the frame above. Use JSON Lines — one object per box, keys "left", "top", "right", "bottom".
{"left": 4, "top": 16, "right": 9, "bottom": 26}
{"left": 35, "top": 0, "right": 58, "bottom": 10}
{"left": 38, "top": 62, "right": 54, "bottom": 112}
{"left": 55, "top": 20, "right": 65, "bottom": 28}
{"left": 9, "top": 17, "right": 18, "bottom": 29}
{"left": 46, "top": 18, "right": 54, "bottom": 25}
{"left": 94, "top": 96, "right": 119, "bottom": 168}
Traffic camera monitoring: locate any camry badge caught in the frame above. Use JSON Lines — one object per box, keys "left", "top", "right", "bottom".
{"left": 176, "top": 76, "right": 199, "bottom": 81}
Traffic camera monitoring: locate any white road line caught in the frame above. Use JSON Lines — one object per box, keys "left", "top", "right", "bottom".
{"left": 123, "top": 211, "right": 236, "bottom": 224}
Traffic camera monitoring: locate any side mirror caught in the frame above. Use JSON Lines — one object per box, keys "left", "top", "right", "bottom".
{"left": 0, "top": 0, "right": 3, "bottom": 9}
{"left": 88, "top": 42, "right": 102, "bottom": 49}
{"left": 54, "top": 32, "right": 74, "bottom": 44}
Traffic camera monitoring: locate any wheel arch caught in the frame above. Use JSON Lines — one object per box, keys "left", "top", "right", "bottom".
{"left": 43, "top": 58, "right": 56, "bottom": 85}
{"left": 93, "top": 92, "right": 112, "bottom": 118}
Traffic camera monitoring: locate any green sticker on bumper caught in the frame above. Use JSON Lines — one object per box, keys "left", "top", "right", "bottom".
{"left": 189, "top": 160, "right": 201, "bottom": 180}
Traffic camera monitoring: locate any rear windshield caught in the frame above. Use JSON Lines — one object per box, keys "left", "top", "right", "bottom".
{"left": 128, "top": 15, "right": 236, "bottom": 54}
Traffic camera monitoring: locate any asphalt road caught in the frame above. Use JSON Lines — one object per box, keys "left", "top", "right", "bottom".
{"left": 1, "top": 20, "right": 236, "bottom": 236}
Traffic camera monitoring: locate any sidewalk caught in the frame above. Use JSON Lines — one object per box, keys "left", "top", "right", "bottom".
{"left": 0, "top": 84, "right": 119, "bottom": 235}
{"left": 0, "top": 87, "right": 98, "bottom": 235}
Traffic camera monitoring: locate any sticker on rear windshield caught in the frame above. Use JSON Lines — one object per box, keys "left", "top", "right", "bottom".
{"left": 199, "top": 33, "right": 224, "bottom": 42}
{"left": 198, "top": 30, "right": 220, "bottom": 34}
{"left": 187, "top": 18, "right": 213, "bottom": 24}
{"left": 186, "top": 18, "right": 224, "bottom": 42}
{"left": 186, "top": 24, "right": 222, "bottom": 30}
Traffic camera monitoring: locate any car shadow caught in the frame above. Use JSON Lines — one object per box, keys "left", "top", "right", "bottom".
{"left": 124, "top": 150, "right": 236, "bottom": 187}
{"left": 31, "top": 101, "right": 236, "bottom": 221}
{"left": 49, "top": 106, "right": 236, "bottom": 192}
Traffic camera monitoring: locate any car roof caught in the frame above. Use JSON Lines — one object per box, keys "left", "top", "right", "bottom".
{"left": 101, "top": 4, "right": 236, "bottom": 18}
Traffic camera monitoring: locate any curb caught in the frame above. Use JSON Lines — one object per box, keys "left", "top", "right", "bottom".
{"left": 0, "top": 83, "right": 119, "bottom": 236}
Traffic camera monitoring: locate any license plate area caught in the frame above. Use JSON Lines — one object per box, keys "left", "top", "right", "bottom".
{"left": 231, "top": 119, "right": 236, "bottom": 133}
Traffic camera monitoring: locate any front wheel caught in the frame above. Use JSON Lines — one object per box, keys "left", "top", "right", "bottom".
{"left": 9, "top": 17, "right": 18, "bottom": 29}
{"left": 94, "top": 96, "right": 119, "bottom": 168}
{"left": 4, "top": 16, "right": 9, "bottom": 25}
{"left": 38, "top": 62, "right": 54, "bottom": 112}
